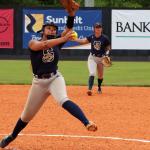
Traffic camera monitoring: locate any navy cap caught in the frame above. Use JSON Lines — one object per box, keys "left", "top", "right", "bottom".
{"left": 94, "top": 22, "right": 102, "bottom": 28}
{"left": 37, "top": 22, "right": 58, "bottom": 33}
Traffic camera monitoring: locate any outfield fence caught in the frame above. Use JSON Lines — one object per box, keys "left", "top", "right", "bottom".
{"left": 0, "top": 7, "right": 150, "bottom": 61}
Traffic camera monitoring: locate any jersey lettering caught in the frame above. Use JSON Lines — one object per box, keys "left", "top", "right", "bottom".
{"left": 42, "top": 48, "right": 54, "bottom": 63}
{"left": 93, "top": 41, "right": 101, "bottom": 51}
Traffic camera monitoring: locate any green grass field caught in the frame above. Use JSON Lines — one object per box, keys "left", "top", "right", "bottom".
{"left": 0, "top": 60, "right": 150, "bottom": 86}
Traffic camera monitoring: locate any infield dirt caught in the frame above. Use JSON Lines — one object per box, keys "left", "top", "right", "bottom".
{"left": 0, "top": 85, "right": 150, "bottom": 150}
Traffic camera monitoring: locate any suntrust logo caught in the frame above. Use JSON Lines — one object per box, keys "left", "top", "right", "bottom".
{"left": 46, "top": 16, "right": 83, "bottom": 24}
{"left": 25, "top": 14, "right": 44, "bottom": 33}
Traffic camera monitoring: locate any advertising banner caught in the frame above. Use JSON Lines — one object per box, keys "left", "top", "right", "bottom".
{"left": 112, "top": 10, "right": 150, "bottom": 50}
{"left": 0, "top": 9, "right": 14, "bottom": 48}
{"left": 23, "top": 9, "right": 102, "bottom": 49}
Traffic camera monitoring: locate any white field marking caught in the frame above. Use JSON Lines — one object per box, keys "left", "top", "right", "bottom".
{"left": 0, "top": 133, "right": 150, "bottom": 143}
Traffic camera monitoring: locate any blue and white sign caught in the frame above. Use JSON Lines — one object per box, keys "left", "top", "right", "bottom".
{"left": 23, "top": 9, "right": 102, "bottom": 49}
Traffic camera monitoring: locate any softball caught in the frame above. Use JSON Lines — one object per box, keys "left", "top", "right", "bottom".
{"left": 71, "top": 31, "right": 78, "bottom": 40}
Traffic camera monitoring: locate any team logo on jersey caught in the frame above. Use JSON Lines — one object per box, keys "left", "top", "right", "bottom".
{"left": 24, "top": 14, "right": 44, "bottom": 33}
{"left": 93, "top": 41, "right": 101, "bottom": 50}
{"left": 42, "top": 48, "right": 54, "bottom": 63}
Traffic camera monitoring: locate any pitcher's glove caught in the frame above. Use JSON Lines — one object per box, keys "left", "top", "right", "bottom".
{"left": 101, "top": 56, "right": 112, "bottom": 67}
{"left": 59, "top": 0, "right": 80, "bottom": 13}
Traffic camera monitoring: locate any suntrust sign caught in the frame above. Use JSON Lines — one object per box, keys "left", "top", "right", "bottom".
{"left": 112, "top": 10, "right": 150, "bottom": 50}
{"left": 23, "top": 9, "right": 101, "bottom": 49}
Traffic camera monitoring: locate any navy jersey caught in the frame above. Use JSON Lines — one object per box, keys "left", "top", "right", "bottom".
{"left": 29, "top": 37, "right": 64, "bottom": 75}
{"left": 86, "top": 34, "right": 110, "bottom": 57}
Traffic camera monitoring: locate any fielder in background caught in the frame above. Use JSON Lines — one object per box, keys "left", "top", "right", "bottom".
{"left": 0, "top": 1, "right": 97, "bottom": 149}
{"left": 74, "top": 23, "right": 111, "bottom": 96}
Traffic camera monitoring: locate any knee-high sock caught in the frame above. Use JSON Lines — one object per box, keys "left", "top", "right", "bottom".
{"left": 98, "top": 78, "right": 103, "bottom": 88}
{"left": 11, "top": 118, "right": 28, "bottom": 138}
{"left": 88, "top": 76, "right": 94, "bottom": 90}
{"left": 62, "top": 100, "right": 89, "bottom": 126}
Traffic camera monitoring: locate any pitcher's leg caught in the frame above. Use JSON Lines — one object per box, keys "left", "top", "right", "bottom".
{"left": 48, "top": 75, "right": 68, "bottom": 106}
{"left": 49, "top": 75, "right": 97, "bottom": 131}
{"left": 21, "top": 78, "right": 49, "bottom": 122}
{"left": 9, "top": 80, "right": 49, "bottom": 141}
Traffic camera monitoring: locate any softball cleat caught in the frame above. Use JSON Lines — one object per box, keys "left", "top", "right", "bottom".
{"left": 98, "top": 87, "right": 102, "bottom": 94}
{"left": 86, "top": 121, "right": 98, "bottom": 132}
{"left": 87, "top": 90, "right": 92, "bottom": 96}
{"left": 0, "top": 134, "right": 15, "bottom": 148}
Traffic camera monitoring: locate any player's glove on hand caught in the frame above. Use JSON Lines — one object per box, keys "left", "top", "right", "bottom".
{"left": 101, "top": 56, "right": 112, "bottom": 67}
{"left": 59, "top": 0, "right": 80, "bottom": 13}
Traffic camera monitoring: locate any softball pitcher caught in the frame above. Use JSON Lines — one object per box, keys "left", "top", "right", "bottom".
{"left": 74, "top": 23, "right": 111, "bottom": 96}
{"left": 0, "top": 4, "right": 97, "bottom": 149}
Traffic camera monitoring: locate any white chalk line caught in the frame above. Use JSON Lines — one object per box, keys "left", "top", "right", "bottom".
{"left": 0, "top": 133, "right": 150, "bottom": 143}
